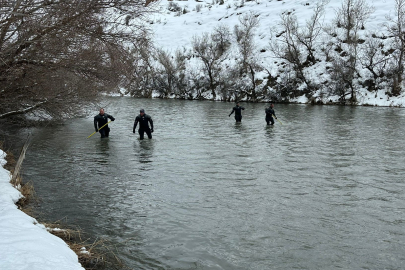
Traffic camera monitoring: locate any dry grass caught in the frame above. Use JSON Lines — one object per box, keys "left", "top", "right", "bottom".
{"left": 16, "top": 180, "right": 38, "bottom": 208}
{"left": 70, "top": 239, "right": 116, "bottom": 270}
{"left": 43, "top": 221, "right": 125, "bottom": 270}
{"left": 4, "top": 149, "right": 16, "bottom": 173}
{"left": 2, "top": 147, "right": 37, "bottom": 208}
{"left": 0, "top": 141, "right": 17, "bottom": 173}
{"left": 44, "top": 222, "right": 105, "bottom": 269}
{"left": 0, "top": 140, "right": 37, "bottom": 209}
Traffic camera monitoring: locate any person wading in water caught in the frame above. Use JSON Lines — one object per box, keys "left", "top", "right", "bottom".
{"left": 229, "top": 102, "right": 245, "bottom": 122}
{"left": 265, "top": 103, "right": 277, "bottom": 125}
{"left": 94, "top": 108, "right": 115, "bottom": 138}
{"left": 133, "top": 109, "right": 154, "bottom": 140}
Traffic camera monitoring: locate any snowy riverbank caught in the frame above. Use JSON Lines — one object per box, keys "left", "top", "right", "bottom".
{"left": 149, "top": 89, "right": 405, "bottom": 107}
{"left": 119, "top": 0, "right": 405, "bottom": 106}
{"left": 113, "top": 88, "right": 405, "bottom": 107}
{"left": 0, "top": 149, "right": 84, "bottom": 270}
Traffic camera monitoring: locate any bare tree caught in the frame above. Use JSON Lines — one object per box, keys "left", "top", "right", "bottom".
{"left": 152, "top": 48, "right": 189, "bottom": 98}
{"left": 173, "top": 49, "right": 188, "bottom": 98}
{"left": 269, "top": 2, "right": 327, "bottom": 94}
{"left": 385, "top": 0, "right": 405, "bottom": 95}
{"left": 359, "top": 36, "right": 390, "bottom": 92}
{"left": 123, "top": 39, "right": 155, "bottom": 98}
{"left": 296, "top": 0, "right": 328, "bottom": 65}
{"left": 153, "top": 49, "right": 176, "bottom": 97}
{"left": 192, "top": 30, "right": 230, "bottom": 100}
{"left": 234, "top": 12, "right": 259, "bottom": 72}
{"left": 212, "top": 24, "right": 232, "bottom": 56}
{"left": 328, "top": 57, "right": 356, "bottom": 103}
{"left": 232, "top": 12, "right": 261, "bottom": 101}
{"left": 331, "top": 0, "right": 373, "bottom": 102}
{"left": 269, "top": 12, "right": 311, "bottom": 91}
{"left": 0, "top": 0, "right": 155, "bottom": 121}
{"left": 335, "top": 0, "right": 373, "bottom": 43}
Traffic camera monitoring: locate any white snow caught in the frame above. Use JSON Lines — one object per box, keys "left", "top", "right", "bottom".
{"left": 0, "top": 149, "right": 84, "bottom": 270}
{"left": 292, "top": 95, "right": 309, "bottom": 104}
{"left": 147, "top": 0, "right": 405, "bottom": 106}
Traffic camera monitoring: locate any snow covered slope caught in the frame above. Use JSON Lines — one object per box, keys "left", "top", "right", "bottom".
{"left": 147, "top": 0, "right": 405, "bottom": 106}
{"left": 0, "top": 150, "right": 84, "bottom": 270}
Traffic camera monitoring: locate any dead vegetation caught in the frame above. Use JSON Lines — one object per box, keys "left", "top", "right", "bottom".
{"left": 9, "top": 136, "right": 31, "bottom": 188}
{"left": 15, "top": 179, "right": 37, "bottom": 210}
{"left": 0, "top": 0, "right": 155, "bottom": 122}
{"left": 1, "top": 145, "right": 16, "bottom": 173}
{"left": 45, "top": 221, "right": 125, "bottom": 270}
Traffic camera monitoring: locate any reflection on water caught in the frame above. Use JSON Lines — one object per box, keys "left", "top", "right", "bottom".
{"left": 3, "top": 99, "right": 405, "bottom": 270}
{"left": 135, "top": 140, "right": 154, "bottom": 164}
{"left": 95, "top": 139, "right": 110, "bottom": 163}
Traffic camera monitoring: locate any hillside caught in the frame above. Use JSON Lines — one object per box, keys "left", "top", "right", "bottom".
{"left": 140, "top": 0, "right": 405, "bottom": 106}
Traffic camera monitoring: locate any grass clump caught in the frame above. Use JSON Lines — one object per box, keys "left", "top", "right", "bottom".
{"left": 45, "top": 221, "right": 125, "bottom": 270}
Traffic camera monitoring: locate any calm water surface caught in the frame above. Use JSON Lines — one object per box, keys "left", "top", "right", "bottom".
{"left": 3, "top": 98, "right": 405, "bottom": 270}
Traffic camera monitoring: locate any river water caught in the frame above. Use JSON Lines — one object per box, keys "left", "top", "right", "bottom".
{"left": 3, "top": 98, "right": 405, "bottom": 269}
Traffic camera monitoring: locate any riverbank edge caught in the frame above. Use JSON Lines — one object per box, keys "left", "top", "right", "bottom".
{"left": 111, "top": 90, "right": 405, "bottom": 108}
{"left": 0, "top": 146, "right": 107, "bottom": 270}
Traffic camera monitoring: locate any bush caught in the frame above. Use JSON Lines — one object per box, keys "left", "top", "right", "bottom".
{"left": 168, "top": 2, "right": 181, "bottom": 12}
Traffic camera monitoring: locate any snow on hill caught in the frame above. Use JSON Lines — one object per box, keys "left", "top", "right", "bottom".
{"left": 145, "top": 0, "right": 405, "bottom": 106}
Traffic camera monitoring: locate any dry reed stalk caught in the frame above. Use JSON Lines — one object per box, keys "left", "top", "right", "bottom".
{"left": 16, "top": 180, "right": 38, "bottom": 207}
{"left": 44, "top": 222, "right": 123, "bottom": 270}
{"left": 10, "top": 135, "right": 31, "bottom": 187}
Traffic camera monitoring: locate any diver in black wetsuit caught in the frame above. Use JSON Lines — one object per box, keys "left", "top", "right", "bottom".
{"left": 133, "top": 109, "right": 154, "bottom": 140}
{"left": 94, "top": 108, "right": 115, "bottom": 138}
{"left": 229, "top": 102, "right": 245, "bottom": 122}
{"left": 265, "top": 103, "right": 277, "bottom": 125}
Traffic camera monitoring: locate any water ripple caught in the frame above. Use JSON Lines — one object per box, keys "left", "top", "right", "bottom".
{"left": 11, "top": 99, "right": 405, "bottom": 270}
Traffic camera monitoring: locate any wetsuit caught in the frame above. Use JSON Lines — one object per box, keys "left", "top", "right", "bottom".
{"left": 265, "top": 107, "right": 276, "bottom": 125}
{"left": 133, "top": 114, "right": 154, "bottom": 140}
{"left": 94, "top": 113, "right": 115, "bottom": 138}
{"left": 229, "top": 105, "right": 245, "bottom": 122}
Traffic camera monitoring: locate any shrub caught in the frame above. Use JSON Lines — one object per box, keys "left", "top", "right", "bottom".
{"left": 168, "top": 2, "right": 181, "bottom": 12}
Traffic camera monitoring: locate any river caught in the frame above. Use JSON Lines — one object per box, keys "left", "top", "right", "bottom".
{"left": 2, "top": 98, "right": 405, "bottom": 270}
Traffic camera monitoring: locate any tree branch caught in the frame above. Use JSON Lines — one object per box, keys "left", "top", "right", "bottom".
{"left": 0, "top": 100, "right": 47, "bottom": 119}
